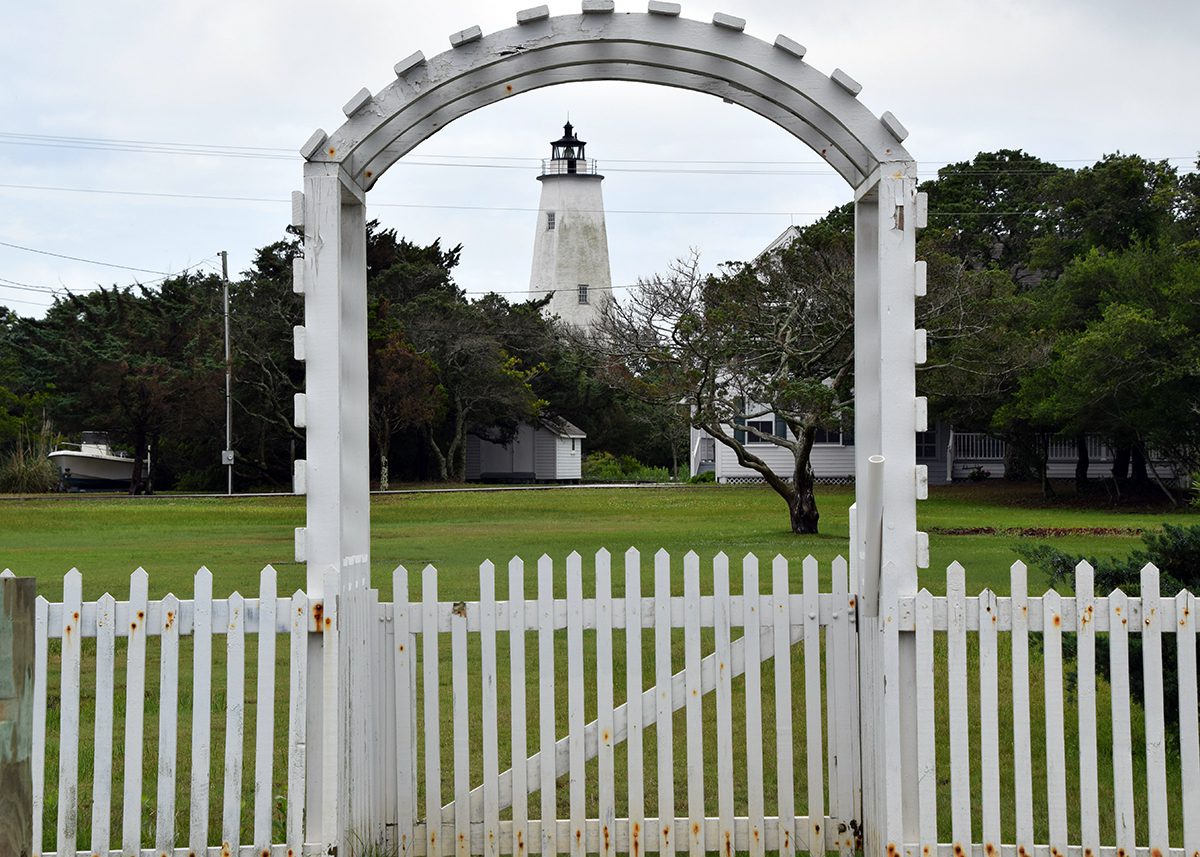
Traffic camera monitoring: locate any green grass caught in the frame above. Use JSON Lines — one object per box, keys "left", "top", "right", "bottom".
{"left": 3, "top": 481, "right": 1188, "bottom": 599}
{"left": 4, "top": 482, "right": 1194, "bottom": 852}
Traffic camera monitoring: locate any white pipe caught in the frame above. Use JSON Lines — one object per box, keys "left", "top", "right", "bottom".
{"left": 859, "top": 454, "right": 885, "bottom": 618}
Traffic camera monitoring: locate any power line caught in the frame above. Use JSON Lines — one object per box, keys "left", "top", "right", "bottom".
{"left": 0, "top": 181, "right": 1087, "bottom": 218}
{"left": 2, "top": 131, "right": 1195, "bottom": 169}
{"left": 0, "top": 238, "right": 169, "bottom": 274}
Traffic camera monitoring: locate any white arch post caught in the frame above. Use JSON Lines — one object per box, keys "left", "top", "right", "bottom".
{"left": 294, "top": 7, "right": 925, "bottom": 854}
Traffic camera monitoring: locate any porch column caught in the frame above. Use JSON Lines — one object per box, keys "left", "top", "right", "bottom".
{"left": 300, "top": 162, "right": 371, "bottom": 846}
{"left": 854, "top": 163, "right": 921, "bottom": 854}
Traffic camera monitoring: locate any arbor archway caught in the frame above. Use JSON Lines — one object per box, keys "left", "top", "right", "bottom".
{"left": 296, "top": 8, "right": 923, "bottom": 848}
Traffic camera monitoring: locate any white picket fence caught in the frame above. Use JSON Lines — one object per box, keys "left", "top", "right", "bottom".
{"left": 22, "top": 553, "right": 1200, "bottom": 857}
{"left": 334, "top": 549, "right": 862, "bottom": 857}
{"left": 898, "top": 560, "right": 1200, "bottom": 857}
{"left": 26, "top": 565, "right": 323, "bottom": 857}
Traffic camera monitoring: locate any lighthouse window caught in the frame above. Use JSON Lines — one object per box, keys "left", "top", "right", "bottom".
{"left": 546, "top": 212, "right": 556, "bottom": 230}
{"left": 578, "top": 284, "right": 589, "bottom": 304}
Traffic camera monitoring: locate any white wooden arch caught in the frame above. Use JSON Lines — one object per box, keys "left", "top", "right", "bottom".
{"left": 295, "top": 7, "right": 923, "bottom": 850}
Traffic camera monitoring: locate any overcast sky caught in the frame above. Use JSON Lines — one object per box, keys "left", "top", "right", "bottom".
{"left": 2, "top": 0, "right": 1197, "bottom": 317}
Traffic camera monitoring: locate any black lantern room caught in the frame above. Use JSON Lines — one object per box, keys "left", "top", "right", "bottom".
{"left": 550, "top": 122, "right": 587, "bottom": 173}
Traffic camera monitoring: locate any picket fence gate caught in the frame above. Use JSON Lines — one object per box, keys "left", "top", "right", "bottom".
{"left": 15, "top": 553, "right": 1200, "bottom": 857}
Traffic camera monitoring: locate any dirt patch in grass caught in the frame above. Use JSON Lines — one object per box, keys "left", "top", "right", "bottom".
{"left": 930, "top": 525, "right": 1144, "bottom": 537}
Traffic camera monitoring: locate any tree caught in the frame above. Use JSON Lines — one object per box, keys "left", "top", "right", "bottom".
{"left": 227, "top": 233, "right": 306, "bottom": 488}
{"left": 368, "top": 323, "right": 444, "bottom": 490}
{"left": 597, "top": 219, "right": 856, "bottom": 533}
{"left": 598, "top": 206, "right": 1020, "bottom": 533}
{"left": 1001, "top": 243, "right": 1200, "bottom": 497}
{"left": 14, "top": 275, "right": 224, "bottom": 493}
{"left": 922, "top": 149, "right": 1063, "bottom": 288}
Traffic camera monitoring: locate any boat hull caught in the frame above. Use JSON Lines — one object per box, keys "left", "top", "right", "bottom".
{"left": 48, "top": 450, "right": 136, "bottom": 491}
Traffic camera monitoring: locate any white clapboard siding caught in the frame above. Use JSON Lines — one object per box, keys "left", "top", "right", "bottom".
{"left": 155, "top": 592, "right": 181, "bottom": 855}
{"left": 91, "top": 593, "right": 116, "bottom": 857}
{"left": 191, "top": 569, "right": 215, "bottom": 857}
{"left": 253, "top": 566, "right": 279, "bottom": 853}
{"left": 223, "top": 591, "right": 247, "bottom": 852}
{"left": 57, "top": 569, "right": 82, "bottom": 857}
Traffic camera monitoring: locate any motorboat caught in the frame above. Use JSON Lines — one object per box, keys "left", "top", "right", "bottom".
{"left": 47, "top": 431, "right": 139, "bottom": 490}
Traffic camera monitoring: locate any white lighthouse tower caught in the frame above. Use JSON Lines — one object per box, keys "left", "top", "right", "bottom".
{"left": 527, "top": 122, "right": 612, "bottom": 329}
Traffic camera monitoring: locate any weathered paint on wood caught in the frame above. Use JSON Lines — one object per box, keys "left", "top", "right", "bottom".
{"left": 0, "top": 574, "right": 35, "bottom": 857}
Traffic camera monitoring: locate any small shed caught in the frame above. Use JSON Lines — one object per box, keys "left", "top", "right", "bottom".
{"left": 465, "top": 417, "right": 586, "bottom": 482}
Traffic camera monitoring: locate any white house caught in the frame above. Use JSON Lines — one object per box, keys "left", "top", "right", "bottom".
{"left": 696, "top": 420, "right": 955, "bottom": 480}
{"left": 466, "top": 417, "right": 586, "bottom": 483}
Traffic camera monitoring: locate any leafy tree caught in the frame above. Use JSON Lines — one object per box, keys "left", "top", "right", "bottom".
{"left": 227, "top": 233, "right": 306, "bottom": 488}
{"left": 1000, "top": 243, "right": 1200, "bottom": 496}
{"left": 922, "top": 149, "right": 1063, "bottom": 288}
{"left": 1031, "top": 153, "right": 1181, "bottom": 275}
{"left": 597, "top": 224, "right": 857, "bottom": 534}
{"left": 14, "top": 275, "right": 224, "bottom": 493}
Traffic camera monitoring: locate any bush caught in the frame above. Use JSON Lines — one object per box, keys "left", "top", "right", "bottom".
{"left": 1019, "top": 523, "right": 1200, "bottom": 738}
{"left": 688, "top": 470, "right": 716, "bottom": 484}
{"left": 582, "top": 451, "right": 671, "bottom": 483}
{"left": 0, "top": 429, "right": 59, "bottom": 493}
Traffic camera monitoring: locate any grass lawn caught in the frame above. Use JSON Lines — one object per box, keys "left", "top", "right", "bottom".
{"left": 4, "top": 482, "right": 1194, "bottom": 851}
{"left": 2, "top": 481, "right": 1190, "bottom": 599}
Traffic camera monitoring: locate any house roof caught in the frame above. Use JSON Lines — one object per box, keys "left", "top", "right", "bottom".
{"left": 540, "top": 416, "right": 587, "bottom": 438}
{"left": 757, "top": 225, "right": 802, "bottom": 260}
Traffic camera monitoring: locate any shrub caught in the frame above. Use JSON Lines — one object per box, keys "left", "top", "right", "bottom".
{"left": 0, "top": 429, "right": 59, "bottom": 493}
{"left": 688, "top": 470, "right": 716, "bottom": 484}
{"left": 1019, "top": 523, "right": 1200, "bottom": 738}
{"left": 582, "top": 451, "right": 671, "bottom": 483}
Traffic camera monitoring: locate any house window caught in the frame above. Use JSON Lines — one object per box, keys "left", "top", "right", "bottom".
{"left": 746, "top": 419, "right": 775, "bottom": 442}
{"left": 578, "top": 284, "right": 589, "bottom": 304}
{"left": 814, "top": 428, "right": 842, "bottom": 445}
{"left": 571, "top": 438, "right": 576, "bottom": 451}
{"left": 546, "top": 212, "right": 556, "bottom": 230}
{"left": 916, "top": 429, "right": 938, "bottom": 459}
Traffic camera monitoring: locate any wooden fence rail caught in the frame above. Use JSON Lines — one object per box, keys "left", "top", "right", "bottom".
{"left": 21, "top": 553, "right": 1200, "bottom": 857}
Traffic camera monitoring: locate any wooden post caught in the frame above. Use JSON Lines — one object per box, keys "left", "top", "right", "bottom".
{"left": 0, "top": 574, "right": 36, "bottom": 857}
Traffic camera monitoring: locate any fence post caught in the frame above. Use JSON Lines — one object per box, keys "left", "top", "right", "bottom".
{"left": 0, "top": 573, "right": 36, "bottom": 857}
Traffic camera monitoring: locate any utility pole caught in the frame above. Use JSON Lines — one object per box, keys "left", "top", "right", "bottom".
{"left": 220, "top": 250, "right": 233, "bottom": 495}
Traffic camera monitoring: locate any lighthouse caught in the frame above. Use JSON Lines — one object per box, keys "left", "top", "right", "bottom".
{"left": 527, "top": 122, "right": 612, "bottom": 329}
